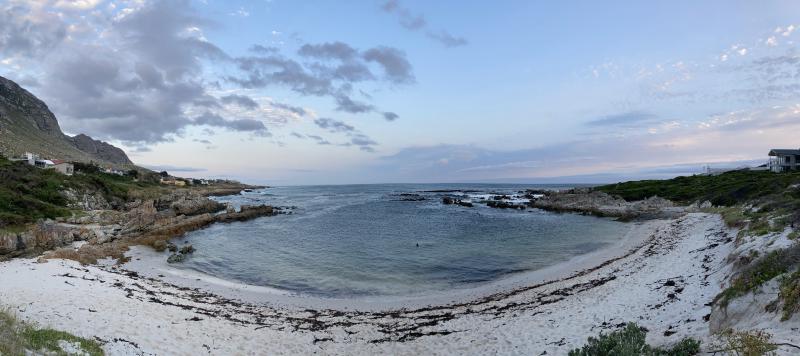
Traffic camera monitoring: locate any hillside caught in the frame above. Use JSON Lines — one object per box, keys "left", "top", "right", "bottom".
{"left": 0, "top": 76, "right": 132, "bottom": 166}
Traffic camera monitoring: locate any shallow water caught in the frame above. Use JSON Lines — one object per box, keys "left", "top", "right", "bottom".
{"left": 173, "top": 184, "right": 629, "bottom": 298}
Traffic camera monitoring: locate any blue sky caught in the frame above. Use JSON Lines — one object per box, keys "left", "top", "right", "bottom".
{"left": 2, "top": 1, "right": 800, "bottom": 184}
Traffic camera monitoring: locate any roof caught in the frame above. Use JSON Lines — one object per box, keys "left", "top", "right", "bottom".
{"left": 769, "top": 149, "right": 800, "bottom": 156}
{"left": 51, "top": 159, "right": 66, "bottom": 165}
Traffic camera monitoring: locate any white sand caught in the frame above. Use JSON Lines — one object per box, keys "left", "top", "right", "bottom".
{"left": 1, "top": 212, "right": 797, "bottom": 355}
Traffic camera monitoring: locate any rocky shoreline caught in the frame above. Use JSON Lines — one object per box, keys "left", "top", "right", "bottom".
{"left": 438, "top": 187, "right": 685, "bottom": 220}
{"left": 0, "top": 184, "right": 276, "bottom": 262}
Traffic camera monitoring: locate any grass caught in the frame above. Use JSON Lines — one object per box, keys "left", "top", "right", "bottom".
{"left": 568, "top": 323, "right": 700, "bottom": 356}
{"left": 0, "top": 309, "right": 104, "bottom": 355}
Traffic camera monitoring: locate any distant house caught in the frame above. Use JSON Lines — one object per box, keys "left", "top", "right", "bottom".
{"left": 50, "top": 160, "right": 74, "bottom": 176}
{"left": 160, "top": 177, "right": 187, "bottom": 186}
{"left": 768, "top": 148, "right": 800, "bottom": 172}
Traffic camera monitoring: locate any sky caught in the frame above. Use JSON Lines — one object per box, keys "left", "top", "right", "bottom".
{"left": 2, "top": 0, "right": 800, "bottom": 185}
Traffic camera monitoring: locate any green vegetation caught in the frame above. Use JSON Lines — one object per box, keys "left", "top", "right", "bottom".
{"left": 0, "top": 309, "right": 104, "bottom": 356}
{"left": 715, "top": 244, "right": 800, "bottom": 308}
{"left": 597, "top": 170, "right": 800, "bottom": 206}
{"left": 779, "top": 269, "right": 800, "bottom": 321}
{"left": 712, "top": 329, "right": 778, "bottom": 356}
{"left": 0, "top": 155, "right": 160, "bottom": 228}
{"left": 568, "top": 323, "right": 700, "bottom": 356}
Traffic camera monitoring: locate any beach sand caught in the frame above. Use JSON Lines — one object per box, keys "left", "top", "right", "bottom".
{"left": 0, "top": 212, "right": 776, "bottom": 355}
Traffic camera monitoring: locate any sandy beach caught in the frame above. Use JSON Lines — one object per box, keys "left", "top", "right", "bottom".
{"left": 5, "top": 212, "right": 792, "bottom": 355}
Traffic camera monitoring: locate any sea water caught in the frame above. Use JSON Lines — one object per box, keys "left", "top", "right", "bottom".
{"left": 172, "top": 184, "right": 629, "bottom": 298}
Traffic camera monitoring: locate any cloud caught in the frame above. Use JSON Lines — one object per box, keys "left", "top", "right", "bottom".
{"left": 585, "top": 111, "right": 658, "bottom": 127}
{"left": 0, "top": 3, "right": 67, "bottom": 58}
{"left": 362, "top": 46, "right": 415, "bottom": 84}
{"left": 221, "top": 94, "right": 260, "bottom": 109}
{"left": 270, "top": 102, "right": 306, "bottom": 117}
{"left": 380, "top": 0, "right": 467, "bottom": 48}
{"left": 307, "top": 134, "right": 332, "bottom": 145}
{"left": 383, "top": 111, "right": 399, "bottom": 121}
{"left": 298, "top": 41, "right": 358, "bottom": 61}
{"left": 426, "top": 31, "right": 468, "bottom": 48}
{"left": 228, "top": 42, "right": 411, "bottom": 116}
{"left": 0, "top": 0, "right": 405, "bottom": 149}
{"left": 314, "top": 118, "right": 355, "bottom": 133}
{"left": 142, "top": 164, "right": 207, "bottom": 172}
{"left": 194, "top": 112, "right": 269, "bottom": 133}
{"left": 347, "top": 133, "right": 378, "bottom": 152}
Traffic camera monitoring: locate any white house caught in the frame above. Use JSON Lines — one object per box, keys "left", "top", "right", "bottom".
{"left": 768, "top": 148, "right": 800, "bottom": 172}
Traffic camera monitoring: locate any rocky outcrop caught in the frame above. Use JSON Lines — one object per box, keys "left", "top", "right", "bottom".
{"left": 531, "top": 189, "right": 683, "bottom": 219}
{"left": 70, "top": 134, "right": 132, "bottom": 165}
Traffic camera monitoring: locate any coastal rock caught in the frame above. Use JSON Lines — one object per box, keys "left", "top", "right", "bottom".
{"left": 169, "top": 195, "right": 226, "bottom": 216}
{"left": 487, "top": 201, "right": 526, "bottom": 210}
{"left": 62, "top": 188, "right": 113, "bottom": 211}
{"left": 531, "top": 190, "right": 684, "bottom": 219}
{"left": 442, "top": 196, "right": 474, "bottom": 207}
{"left": 167, "top": 253, "right": 186, "bottom": 264}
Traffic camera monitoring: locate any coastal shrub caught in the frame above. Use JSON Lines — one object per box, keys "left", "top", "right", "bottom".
{"left": 712, "top": 329, "right": 777, "bottom": 356}
{"left": 779, "top": 269, "right": 800, "bottom": 320}
{"left": 0, "top": 309, "right": 103, "bottom": 356}
{"left": 0, "top": 157, "right": 161, "bottom": 228}
{"left": 568, "top": 323, "right": 700, "bottom": 356}
{"left": 716, "top": 245, "right": 800, "bottom": 308}
{"left": 596, "top": 170, "right": 800, "bottom": 206}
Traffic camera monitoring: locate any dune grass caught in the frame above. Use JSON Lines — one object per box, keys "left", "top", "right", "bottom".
{"left": 0, "top": 309, "right": 104, "bottom": 356}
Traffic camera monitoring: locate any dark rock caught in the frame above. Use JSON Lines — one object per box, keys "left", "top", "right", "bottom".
{"left": 167, "top": 253, "right": 186, "bottom": 264}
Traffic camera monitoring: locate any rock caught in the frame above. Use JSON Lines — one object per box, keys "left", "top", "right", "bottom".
{"left": 167, "top": 253, "right": 186, "bottom": 264}
{"left": 487, "top": 201, "right": 526, "bottom": 210}
{"left": 180, "top": 245, "right": 195, "bottom": 254}
{"left": 167, "top": 243, "right": 178, "bottom": 253}
{"left": 169, "top": 195, "right": 225, "bottom": 216}
{"left": 442, "top": 196, "right": 474, "bottom": 207}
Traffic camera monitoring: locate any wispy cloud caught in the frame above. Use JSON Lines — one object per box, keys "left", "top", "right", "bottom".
{"left": 381, "top": 0, "right": 468, "bottom": 48}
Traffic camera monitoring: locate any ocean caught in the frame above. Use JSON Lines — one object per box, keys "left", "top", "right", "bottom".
{"left": 171, "top": 184, "right": 629, "bottom": 298}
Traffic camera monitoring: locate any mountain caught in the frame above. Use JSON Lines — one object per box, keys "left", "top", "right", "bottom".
{"left": 0, "top": 76, "right": 132, "bottom": 166}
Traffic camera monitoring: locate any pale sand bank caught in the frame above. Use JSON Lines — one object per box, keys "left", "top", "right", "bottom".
{"left": 0, "top": 213, "right": 773, "bottom": 355}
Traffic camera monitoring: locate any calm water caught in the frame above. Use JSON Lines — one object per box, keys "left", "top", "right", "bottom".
{"left": 173, "top": 184, "right": 629, "bottom": 298}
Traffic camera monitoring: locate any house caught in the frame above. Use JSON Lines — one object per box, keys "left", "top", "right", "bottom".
{"left": 768, "top": 148, "right": 800, "bottom": 172}
{"left": 50, "top": 160, "right": 74, "bottom": 176}
{"left": 160, "top": 177, "right": 187, "bottom": 186}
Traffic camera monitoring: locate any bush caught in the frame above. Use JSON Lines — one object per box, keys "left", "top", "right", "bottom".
{"left": 569, "top": 323, "right": 700, "bottom": 356}
{"left": 0, "top": 157, "right": 159, "bottom": 228}
{"left": 715, "top": 244, "right": 800, "bottom": 308}
{"left": 712, "top": 329, "right": 777, "bottom": 356}
{"left": 597, "top": 170, "right": 800, "bottom": 206}
{"left": 779, "top": 269, "right": 800, "bottom": 321}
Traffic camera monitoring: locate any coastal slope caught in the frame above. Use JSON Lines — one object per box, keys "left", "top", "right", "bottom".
{"left": 0, "top": 76, "right": 132, "bottom": 166}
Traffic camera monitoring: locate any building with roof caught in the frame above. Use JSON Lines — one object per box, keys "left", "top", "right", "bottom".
{"left": 768, "top": 148, "right": 800, "bottom": 172}
{"left": 50, "top": 160, "right": 74, "bottom": 176}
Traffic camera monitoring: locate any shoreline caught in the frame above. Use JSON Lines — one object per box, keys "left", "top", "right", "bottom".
{"left": 121, "top": 217, "right": 657, "bottom": 311}
{"left": 0, "top": 212, "right": 744, "bottom": 354}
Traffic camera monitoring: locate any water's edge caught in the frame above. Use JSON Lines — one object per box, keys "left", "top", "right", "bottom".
{"left": 122, "top": 217, "right": 658, "bottom": 312}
